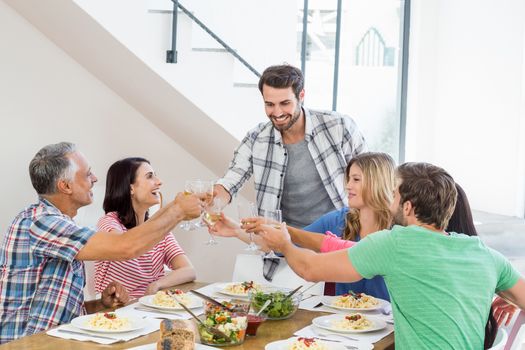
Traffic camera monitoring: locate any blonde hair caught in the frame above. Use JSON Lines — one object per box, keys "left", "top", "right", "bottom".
{"left": 343, "top": 152, "right": 396, "bottom": 241}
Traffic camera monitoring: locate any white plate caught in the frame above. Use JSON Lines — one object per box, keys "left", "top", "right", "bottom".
{"left": 138, "top": 294, "right": 202, "bottom": 311}
{"left": 320, "top": 295, "right": 388, "bottom": 312}
{"left": 265, "top": 338, "right": 346, "bottom": 350}
{"left": 312, "top": 314, "right": 387, "bottom": 334}
{"left": 215, "top": 282, "right": 264, "bottom": 298}
{"left": 70, "top": 314, "right": 144, "bottom": 333}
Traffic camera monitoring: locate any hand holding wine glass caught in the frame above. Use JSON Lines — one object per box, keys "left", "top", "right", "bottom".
{"left": 259, "top": 209, "right": 282, "bottom": 258}
{"left": 202, "top": 197, "right": 225, "bottom": 245}
{"left": 238, "top": 202, "right": 260, "bottom": 251}
{"left": 179, "top": 180, "right": 198, "bottom": 231}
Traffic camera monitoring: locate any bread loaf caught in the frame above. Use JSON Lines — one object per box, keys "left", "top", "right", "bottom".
{"left": 157, "top": 319, "right": 195, "bottom": 350}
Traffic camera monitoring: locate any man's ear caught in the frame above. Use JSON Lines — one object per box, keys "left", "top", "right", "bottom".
{"left": 403, "top": 200, "right": 414, "bottom": 216}
{"left": 56, "top": 179, "right": 73, "bottom": 195}
{"left": 299, "top": 89, "right": 305, "bottom": 102}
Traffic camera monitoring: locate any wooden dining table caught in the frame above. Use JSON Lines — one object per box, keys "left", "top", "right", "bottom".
{"left": 0, "top": 281, "right": 394, "bottom": 350}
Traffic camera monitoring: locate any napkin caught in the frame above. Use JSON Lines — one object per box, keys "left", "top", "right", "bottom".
{"left": 46, "top": 318, "right": 160, "bottom": 345}
{"left": 294, "top": 324, "right": 393, "bottom": 350}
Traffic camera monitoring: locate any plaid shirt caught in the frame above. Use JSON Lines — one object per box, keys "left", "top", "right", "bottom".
{"left": 0, "top": 198, "right": 95, "bottom": 344}
{"left": 217, "top": 108, "right": 367, "bottom": 212}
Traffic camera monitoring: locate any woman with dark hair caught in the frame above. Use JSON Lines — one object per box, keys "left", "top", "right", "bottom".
{"left": 94, "top": 158, "right": 196, "bottom": 298}
{"left": 447, "top": 183, "right": 519, "bottom": 349}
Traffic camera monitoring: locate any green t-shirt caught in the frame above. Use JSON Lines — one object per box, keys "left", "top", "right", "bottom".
{"left": 348, "top": 225, "right": 521, "bottom": 350}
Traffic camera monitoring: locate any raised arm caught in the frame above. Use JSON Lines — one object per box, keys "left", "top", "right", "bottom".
{"left": 259, "top": 224, "right": 362, "bottom": 283}
{"left": 497, "top": 278, "right": 525, "bottom": 312}
{"left": 76, "top": 193, "right": 201, "bottom": 261}
{"left": 287, "top": 226, "right": 325, "bottom": 252}
{"left": 215, "top": 129, "right": 259, "bottom": 202}
{"left": 209, "top": 214, "right": 271, "bottom": 252}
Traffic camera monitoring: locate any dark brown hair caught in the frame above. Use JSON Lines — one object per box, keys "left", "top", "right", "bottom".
{"left": 446, "top": 183, "right": 477, "bottom": 236}
{"left": 103, "top": 157, "right": 150, "bottom": 229}
{"left": 258, "top": 64, "right": 304, "bottom": 99}
{"left": 396, "top": 162, "right": 457, "bottom": 230}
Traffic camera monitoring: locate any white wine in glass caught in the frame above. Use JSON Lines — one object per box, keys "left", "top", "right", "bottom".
{"left": 179, "top": 181, "right": 198, "bottom": 231}
{"left": 203, "top": 197, "right": 225, "bottom": 245}
{"left": 260, "top": 209, "right": 282, "bottom": 258}
{"left": 238, "top": 202, "right": 259, "bottom": 251}
{"left": 192, "top": 180, "right": 214, "bottom": 228}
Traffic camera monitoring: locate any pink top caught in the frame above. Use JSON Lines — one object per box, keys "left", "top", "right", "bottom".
{"left": 94, "top": 212, "right": 185, "bottom": 298}
{"left": 320, "top": 231, "right": 356, "bottom": 252}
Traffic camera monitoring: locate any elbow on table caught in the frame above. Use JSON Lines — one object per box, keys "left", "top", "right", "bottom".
{"left": 186, "top": 267, "right": 197, "bottom": 282}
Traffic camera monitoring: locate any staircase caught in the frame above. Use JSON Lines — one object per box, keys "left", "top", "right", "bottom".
{"left": 3, "top": 0, "right": 294, "bottom": 179}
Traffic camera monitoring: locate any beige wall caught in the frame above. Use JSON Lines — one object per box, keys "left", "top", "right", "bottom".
{"left": 0, "top": 1, "right": 250, "bottom": 285}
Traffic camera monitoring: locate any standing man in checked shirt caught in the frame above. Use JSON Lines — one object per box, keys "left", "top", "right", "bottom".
{"left": 215, "top": 64, "right": 367, "bottom": 228}
{"left": 0, "top": 142, "right": 203, "bottom": 344}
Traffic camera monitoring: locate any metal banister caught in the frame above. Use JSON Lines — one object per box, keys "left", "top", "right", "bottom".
{"left": 167, "top": 1, "right": 261, "bottom": 78}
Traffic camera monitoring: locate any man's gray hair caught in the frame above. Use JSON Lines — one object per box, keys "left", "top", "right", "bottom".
{"left": 29, "top": 142, "right": 78, "bottom": 195}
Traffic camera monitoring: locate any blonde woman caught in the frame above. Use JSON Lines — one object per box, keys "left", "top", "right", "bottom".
{"left": 211, "top": 152, "right": 396, "bottom": 300}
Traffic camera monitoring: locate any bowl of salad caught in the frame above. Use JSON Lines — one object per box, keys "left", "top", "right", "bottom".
{"left": 250, "top": 288, "right": 302, "bottom": 320}
{"left": 203, "top": 300, "right": 250, "bottom": 317}
{"left": 197, "top": 310, "right": 247, "bottom": 346}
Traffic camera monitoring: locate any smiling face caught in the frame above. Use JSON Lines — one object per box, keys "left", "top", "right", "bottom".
{"left": 262, "top": 85, "right": 304, "bottom": 132}
{"left": 67, "top": 151, "right": 98, "bottom": 208}
{"left": 130, "top": 162, "right": 162, "bottom": 211}
{"left": 345, "top": 164, "right": 366, "bottom": 209}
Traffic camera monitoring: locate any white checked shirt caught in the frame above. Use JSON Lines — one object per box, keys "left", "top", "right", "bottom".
{"left": 216, "top": 108, "right": 367, "bottom": 212}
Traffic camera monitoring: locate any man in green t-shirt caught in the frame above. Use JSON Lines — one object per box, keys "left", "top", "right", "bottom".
{"left": 259, "top": 162, "right": 525, "bottom": 349}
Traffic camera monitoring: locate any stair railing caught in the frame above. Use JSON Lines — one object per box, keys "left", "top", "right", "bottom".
{"left": 166, "top": 0, "right": 261, "bottom": 78}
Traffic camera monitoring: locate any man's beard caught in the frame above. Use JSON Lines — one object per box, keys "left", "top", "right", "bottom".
{"left": 393, "top": 205, "right": 407, "bottom": 226}
{"left": 271, "top": 106, "right": 301, "bottom": 132}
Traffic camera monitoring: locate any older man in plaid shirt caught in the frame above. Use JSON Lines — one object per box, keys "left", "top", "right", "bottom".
{"left": 215, "top": 64, "right": 367, "bottom": 228}
{"left": 0, "top": 142, "right": 202, "bottom": 344}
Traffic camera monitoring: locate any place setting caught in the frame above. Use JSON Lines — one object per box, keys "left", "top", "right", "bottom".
{"left": 46, "top": 311, "right": 160, "bottom": 345}
{"left": 299, "top": 292, "right": 393, "bottom": 323}
{"left": 288, "top": 311, "right": 394, "bottom": 350}
{"left": 118, "top": 289, "right": 205, "bottom": 320}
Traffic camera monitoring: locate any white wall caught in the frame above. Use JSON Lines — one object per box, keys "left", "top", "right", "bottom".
{"left": 71, "top": 0, "right": 297, "bottom": 141}
{"left": 0, "top": 1, "right": 251, "bottom": 285}
{"left": 407, "top": 0, "right": 525, "bottom": 217}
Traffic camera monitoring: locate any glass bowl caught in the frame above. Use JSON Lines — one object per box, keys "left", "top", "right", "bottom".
{"left": 196, "top": 312, "right": 247, "bottom": 347}
{"left": 203, "top": 299, "right": 250, "bottom": 317}
{"left": 250, "top": 288, "right": 302, "bottom": 320}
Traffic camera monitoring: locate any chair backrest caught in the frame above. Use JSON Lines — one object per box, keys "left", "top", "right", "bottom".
{"left": 232, "top": 254, "right": 324, "bottom": 295}
{"left": 506, "top": 310, "right": 525, "bottom": 350}
{"left": 489, "top": 329, "right": 508, "bottom": 350}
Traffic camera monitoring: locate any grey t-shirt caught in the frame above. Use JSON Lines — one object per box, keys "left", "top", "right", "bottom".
{"left": 280, "top": 140, "right": 336, "bottom": 227}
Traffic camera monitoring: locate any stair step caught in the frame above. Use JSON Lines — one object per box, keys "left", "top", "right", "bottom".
{"left": 192, "top": 47, "right": 229, "bottom": 53}
{"left": 233, "top": 82, "right": 258, "bottom": 88}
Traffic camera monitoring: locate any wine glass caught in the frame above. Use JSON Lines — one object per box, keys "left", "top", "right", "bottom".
{"left": 260, "top": 209, "right": 282, "bottom": 259}
{"left": 179, "top": 181, "right": 198, "bottom": 231}
{"left": 238, "top": 202, "right": 259, "bottom": 251}
{"left": 202, "top": 197, "right": 225, "bottom": 245}
{"left": 191, "top": 180, "right": 214, "bottom": 228}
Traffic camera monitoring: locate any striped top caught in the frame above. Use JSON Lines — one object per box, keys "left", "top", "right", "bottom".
{"left": 94, "top": 212, "right": 185, "bottom": 298}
